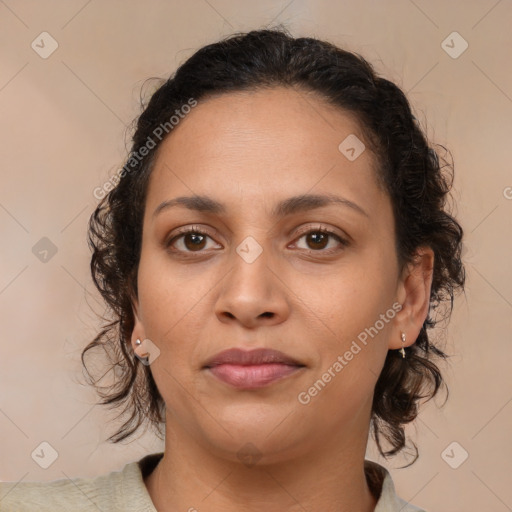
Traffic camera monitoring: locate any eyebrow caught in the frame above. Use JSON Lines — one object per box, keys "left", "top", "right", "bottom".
{"left": 153, "top": 193, "right": 369, "bottom": 219}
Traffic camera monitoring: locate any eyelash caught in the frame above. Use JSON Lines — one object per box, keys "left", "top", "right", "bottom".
{"left": 165, "top": 225, "right": 349, "bottom": 256}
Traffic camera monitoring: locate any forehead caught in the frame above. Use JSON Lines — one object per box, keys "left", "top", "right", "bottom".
{"left": 158, "top": 86, "right": 369, "bottom": 155}
{"left": 145, "top": 86, "right": 385, "bottom": 217}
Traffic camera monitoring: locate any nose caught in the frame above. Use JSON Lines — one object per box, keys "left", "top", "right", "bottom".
{"left": 214, "top": 241, "right": 290, "bottom": 329}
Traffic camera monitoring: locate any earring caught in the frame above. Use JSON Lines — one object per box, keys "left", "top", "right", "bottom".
{"left": 135, "top": 339, "right": 141, "bottom": 346}
{"left": 400, "top": 332, "right": 406, "bottom": 358}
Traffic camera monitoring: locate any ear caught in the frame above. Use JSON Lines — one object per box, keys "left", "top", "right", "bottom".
{"left": 130, "top": 297, "right": 147, "bottom": 357}
{"left": 389, "top": 246, "right": 434, "bottom": 350}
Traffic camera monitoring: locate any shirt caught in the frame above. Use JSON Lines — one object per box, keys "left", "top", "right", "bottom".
{"left": 0, "top": 452, "right": 427, "bottom": 511}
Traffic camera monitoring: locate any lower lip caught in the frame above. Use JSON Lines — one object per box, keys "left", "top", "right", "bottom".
{"left": 206, "top": 363, "right": 303, "bottom": 389}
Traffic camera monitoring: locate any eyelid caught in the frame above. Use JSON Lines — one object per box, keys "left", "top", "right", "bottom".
{"left": 292, "top": 223, "right": 349, "bottom": 241}
{"left": 165, "top": 224, "right": 219, "bottom": 246}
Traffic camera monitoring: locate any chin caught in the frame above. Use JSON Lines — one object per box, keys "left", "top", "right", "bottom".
{"left": 194, "top": 409, "right": 308, "bottom": 465}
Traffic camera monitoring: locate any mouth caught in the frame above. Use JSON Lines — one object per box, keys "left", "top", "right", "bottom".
{"left": 203, "top": 348, "right": 306, "bottom": 389}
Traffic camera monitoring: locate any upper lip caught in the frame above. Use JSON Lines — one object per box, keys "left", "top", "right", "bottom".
{"left": 203, "top": 348, "right": 304, "bottom": 368}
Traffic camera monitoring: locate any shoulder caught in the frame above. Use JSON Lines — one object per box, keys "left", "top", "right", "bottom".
{"left": 0, "top": 454, "right": 160, "bottom": 512}
{"left": 364, "top": 459, "right": 429, "bottom": 512}
{"left": 394, "top": 496, "right": 429, "bottom": 512}
{"left": 0, "top": 468, "right": 128, "bottom": 512}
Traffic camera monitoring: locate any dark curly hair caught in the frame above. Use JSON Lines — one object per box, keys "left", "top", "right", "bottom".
{"left": 82, "top": 26, "right": 465, "bottom": 466}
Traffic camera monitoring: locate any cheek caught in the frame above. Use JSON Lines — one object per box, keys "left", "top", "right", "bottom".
{"left": 299, "top": 267, "right": 394, "bottom": 418}
{"left": 137, "top": 246, "right": 209, "bottom": 330}
{"left": 305, "top": 253, "right": 396, "bottom": 334}
{"left": 136, "top": 250, "right": 220, "bottom": 378}
{"left": 305, "top": 254, "right": 397, "bottom": 391}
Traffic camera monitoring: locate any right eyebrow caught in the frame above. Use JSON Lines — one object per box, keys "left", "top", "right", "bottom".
{"left": 153, "top": 195, "right": 226, "bottom": 218}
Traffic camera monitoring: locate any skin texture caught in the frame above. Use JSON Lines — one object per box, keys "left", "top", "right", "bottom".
{"left": 131, "top": 86, "right": 434, "bottom": 511}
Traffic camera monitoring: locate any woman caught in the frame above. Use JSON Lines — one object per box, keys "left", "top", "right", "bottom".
{"left": 0, "top": 27, "right": 464, "bottom": 511}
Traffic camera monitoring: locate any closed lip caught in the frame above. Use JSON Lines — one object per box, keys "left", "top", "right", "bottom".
{"left": 203, "top": 348, "right": 305, "bottom": 368}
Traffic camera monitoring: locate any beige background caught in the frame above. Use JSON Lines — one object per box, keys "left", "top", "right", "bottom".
{"left": 1, "top": 1, "right": 511, "bottom": 510}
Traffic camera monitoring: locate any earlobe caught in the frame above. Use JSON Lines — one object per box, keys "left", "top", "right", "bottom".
{"left": 390, "top": 246, "right": 434, "bottom": 351}
{"left": 130, "top": 298, "right": 147, "bottom": 353}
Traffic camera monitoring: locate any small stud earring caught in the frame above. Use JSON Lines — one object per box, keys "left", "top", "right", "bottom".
{"left": 400, "top": 332, "right": 406, "bottom": 358}
{"left": 135, "top": 339, "right": 141, "bottom": 346}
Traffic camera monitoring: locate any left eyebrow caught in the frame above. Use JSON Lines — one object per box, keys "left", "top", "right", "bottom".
{"left": 272, "top": 193, "right": 369, "bottom": 218}
{"left": 152, "top": 193, "right": 369, "bottom": 219}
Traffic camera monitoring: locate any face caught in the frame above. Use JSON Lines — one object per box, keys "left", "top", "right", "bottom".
{"left": 131, "top": 86, "right": 417, "bottom": 463}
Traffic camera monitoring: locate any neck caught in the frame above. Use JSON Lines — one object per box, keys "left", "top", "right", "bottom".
{"left": 144, "top": 413, "right": 378, "bottom": 512}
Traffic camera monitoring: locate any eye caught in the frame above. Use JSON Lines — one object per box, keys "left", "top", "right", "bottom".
{"left": 292, "top": 226, "right": 349, "bottom": 253}
{"left": 165, "top": 225, "right": 349, "bottom": 256}
{"left": 166, "top": 226, "right": 220, "bottom": 253}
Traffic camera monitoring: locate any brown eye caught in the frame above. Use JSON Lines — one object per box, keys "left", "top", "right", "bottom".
{"left": 293, "top": 227, "right": 348, "bottom": 253}
{"left": 305, "top": 231, "right": 330, "bottom": 250}
{"left": 166, "top": 228, "right": 219, "bottom": 254}
{"left": 182, "top": 232, "right": 207, "bottom": 251}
